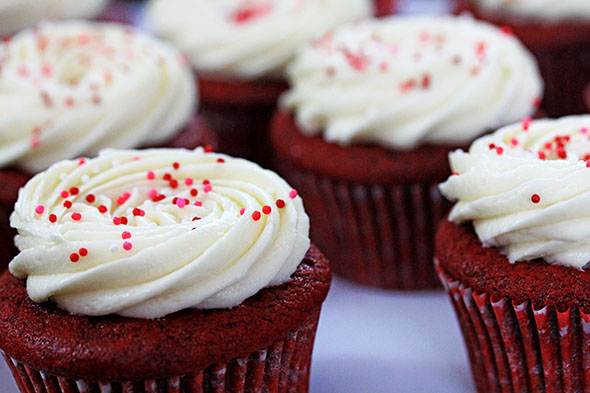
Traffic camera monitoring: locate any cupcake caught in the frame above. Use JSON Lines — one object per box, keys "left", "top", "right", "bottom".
{"left": 374, "top": 0, "right": 397, "bottom": 17}
{"left": 147, "top": 0, "right": 371, "bottom": 165}
{"left": 271, "top": 15, "right": 543, "bottom": 289}
{"left": 456, "top": 0, "right": 590, "bottom": 117}
{"left": 0, "top": 20, "right": 213, "bottom": 271}
{"left": 0, "top": 147, "right": 330, "bottom": 392}
{"left": 437, "top": 115, "right": 590, "bottom": 393}
{"left": 0, "top": 0, "right": 109, "bottom": 36}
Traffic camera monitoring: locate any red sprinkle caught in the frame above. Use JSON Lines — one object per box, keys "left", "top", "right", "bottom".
{"left": 61, "top": 191, "right": 69, "bottom": 198}
{"left": 70, "top": 253, "right": 80, "bottom": 263}
{"left": 78, "top": 158, "right": 86, "bottom": 166}
{"left": 496, "top": 147, "right": 504, "bottom": 155}
{"left": 203, "top": 179, "right": 211, "bottom": 185}
{"left": 49, "top": 214, "right": 57, "bottom": 223}
{"left": 538, "top": 151, "right": 546, "bottom": 160}
{"left": 123, "top": 241, "right": 133, "bottom": 251}
{"left": 117, "top": 192, "right": 131, "bottom": 205}
{"left": 488, "top": 143, "right": 496, "bottom": 149}
{"left": 169, "top": 179, "right": 179, "bottom": 189}
{"left": 276, "top": 199, "right": 286, "bottom": 209}
{"left": 204, "top": 145, "right": 214, "bottom": 153}
{"left": 262, "top": 205, "right": 271, "bottom": 215}
{"left": 452, "top": 172, "right": 459, "bottom": 176}
{"left": 98, "top": 205, "right": 107, "bottom": 213}
{"left": 113, "top": 217, "right": 122, "bottom": 225}
{"left": 203, "top": 184, "right": 212, "bottom": 193}
{"left": 121, "top": 231, "right": 131, "bottom": 239}
{"left": 194, "top": 200, "right": 202, "bottom": 207}
{"left": 510, "top": 138, "right": 519, "bottom": 146}
{"left": 163, "top": 173, "right": 172, "bottom": 181}
{"left": 63, "top": 201, "right": 72, "bottom": 209}
{"left": 192, "top": 217, "right": 201, "bottom": 221}
{"left": 217, "top": 158, "right": 225, "bottom": 163}
{"left": 79, "top": 248, "right": 88, "bottom": 257}
{"left": 185, "top": 178, "right": 194, "bottom": 186}
{"left": 71, "top": 212, "right": 82, "bottom": 221}
{"left": 522, "top": 117, "right": 532, "bottom": 131}
{"left": 69, "top": 187, "right": 79, "bottom": 195}
{"left": 35, "top": 205, "right": 44, "bottom": 214}
{"left": 240, "top": 208, "right": 245, "bottom": 215}
{"left": 190, "top": 188, "right": 198, "bottom": 197}
{"left": 557, "top": 149, "right": 567, "bottom": 159}
{"left": 252, "top": 211, "right": 262, "bottom": 221}
{"left": 586, "top": 161, "right": 590, "bottom": 168}
{"left": 120, "top": 217, "right": 128, "bottom": 225}
{"left": 172, "top": 162, "right": 180, "bottom": 170}
{"left": 133, "top": 208, "right": 145, "bottom": 217}
{"left": 531, "top": 194, "right": 541, "bottom": 204}
{"left": 289, "top": 190, "right": 298, "bottom": 199}
{"left": 85, "top": 194, "right": 95, "bottom": 203}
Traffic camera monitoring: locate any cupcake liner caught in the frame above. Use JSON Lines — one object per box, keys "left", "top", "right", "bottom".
{"left": 2, "top": 311, "right": 320, "bottom": 393}
{"left": 275, "top": 159, "right": 449, "bottom": 289}
{"left": 373, "top": 0, "right": 397, "bottom": 17}
{"left": 455, "top": 2, "right": 590, "bottom": 118}
{"left": 436, "top": 261, "right": 590, "bottom": 393}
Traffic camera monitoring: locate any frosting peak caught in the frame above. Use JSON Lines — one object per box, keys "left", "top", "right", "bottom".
{"left": 440, "top": 115, "right": 590, "bottom": 269}
{"left": 9, "top": 148, "right": 310, "bottom": 318}
{"left": 147, "top": 0, "right": 372, "bottom": 79}
{"left": 0, "top": 21, "right": 196, "bottom": 173}
{"left": 281, "top": 15, "right": 543, "bottom": 150}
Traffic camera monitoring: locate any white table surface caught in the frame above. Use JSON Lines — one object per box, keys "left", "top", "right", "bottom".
{"left": 0, "top": 278, "right": 475, "bottom": 393}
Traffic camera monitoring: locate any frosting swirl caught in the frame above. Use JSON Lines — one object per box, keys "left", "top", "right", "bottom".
{"left": 440, "top": 115, "right": 590, "bottom": 269}
{"left": 475, "top": 0, "right": 590, "bottom": 22}
{"left": 281, "top": 15, "right": 543, "bottom": 149}
{"left": 9, "top": 148, "right": 309, "bottom": 318}
{"left": 0, "top": 21, "right": 196, "bottom": 173}
{"left": 147, "top": 0, "right": 371, "bottom": 79}
{"left": 0, "top": 0, "right": 108, "bottom": 35}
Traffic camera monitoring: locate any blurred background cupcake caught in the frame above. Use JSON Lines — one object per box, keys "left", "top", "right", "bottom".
{"left": 0, "top": 20, "right": 214, "bottom": 270}
{"left": 271, "top": 14, "right": 543, "bottom": 289}
{"left": 147, "top": 0, "right": 372, "bottom": 165}
{"left": 438, "top": 115, "right": 590, "bottom": 393}
{"left": 0, "top": 148, "right": 330, "bottom": 393}
{"left": 456, "top": 0, "right": 590, "bottom": 117}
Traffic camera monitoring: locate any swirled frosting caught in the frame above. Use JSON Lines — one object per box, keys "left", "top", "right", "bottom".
{"left": 147, "top": 0, "right": 372, "bottom": 79}
{"left": 0, "top": 0, "right": 109, "bottom": 35}
{"left": 476, "top": 0, "right": 590, "bottom": 22}
{"left": 9, "top": 148, "right": 309, "bottom": 318}
{"left": 440, "top": 115, "right": 590, "bottom": 269}
{"left": 281, "top": 15, "right": 543, "bottom": 150}
{"left": 0, "top": 21, "right": 196, "bottom": 174}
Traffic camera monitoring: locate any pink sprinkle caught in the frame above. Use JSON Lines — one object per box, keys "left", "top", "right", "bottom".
{"left": 17, "top": 65, "right": 29, "bottom": 77}
{"left": 35, "top": 205, "right": 45, "bottom": 214}
{"left": 522, "top": 117, "right": 532, "bottom": 131}
{"left": 148, "top": 189, "right": 158, "bottom": 199}
{"left": 41, "top": 63, "right": 52, "bottom": 77}
{"left": 289, "top": 190, "right": 298, "bottom": 199}
{"left": 194, "top": 200, "right": 202, "bottom": 207}
{"left": 496, "top": 147, "right": 504, "bottom": 155}
{"left": 121, "top": 231, "right": 131, "bottom": 239}
{"left": 510, "top": 138, "right": 519, "bottom": 146}
{"left": 582, "top": 128, "right": 588, "bottom": 135}
{"left": 203, "top": 184, "right": 212, "bottom": 193}
{"left": 78, "top": 158, "right": 86, "bottom": 166}
{"left": 147, "top": 171, "right": 155, "bottom": 180}
{"left": 123, "top": 241, "right": 132, "bottom": 251}
{"left": 240, "top": 208, "right": 245, "bottom": 215}
{"left": 61, "top": 191, "right": 69, "bottom": 198}
{"left": 117, "top": 192, "right": 131, "bottom": 205}
{"left": 176, "top": 198, "right": 187, "bottom": 208}
{"left": 71, "top": 212, "right": 82, "bottom": 221}
{"left": 185, "top": 178, "right": 194, "bottom": 186}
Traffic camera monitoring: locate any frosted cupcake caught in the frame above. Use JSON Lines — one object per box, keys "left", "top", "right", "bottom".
{"left": 456, "top": 0, "right": 590, "bottom": 117}
{"left": 271, "top": 15, "right": 543, "bottom": 289}
{"left": 437, "top": 115, "right": 590, "bottom": 392}
{"left": 0, "top": 21, "right": 213, "bottom": 270}
{"left": 0, "top": 147, "right": 330, "bottom": 393}
{"left": 147, "top": 0, "right": 371, "bottom": 164}
{"left": 0, "top": 0, "right": 109, "bottom": 36}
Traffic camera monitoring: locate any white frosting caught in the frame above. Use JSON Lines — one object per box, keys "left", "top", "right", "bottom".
{"left": 9, "top": 148, "right": 310, "bottom": 318}
{"left": 440, "top": 115, "right": 590, "bottom": 269}
{"left": 0, "top": 21, "right": 196, "bottom": 173}
{"left": 281, "top": 15, "right": 543, "bottom": 150}
{"left": 0, "top": 0, "right": 108, "bottom": 35}
{"left": 476, "top": 0, "right": 590, "bottom": 22}
{"left": 147, "top": 0, "right": 372, "bottom": 79}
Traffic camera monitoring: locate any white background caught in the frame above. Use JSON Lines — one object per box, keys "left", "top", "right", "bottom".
{"left": 0, "top": 0, "right": 476, "bottom": 391}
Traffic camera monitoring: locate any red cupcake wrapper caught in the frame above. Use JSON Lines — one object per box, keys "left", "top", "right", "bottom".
{"left": 275, "top": 160, "right": 449, "bottom": 289}
{"left": 2, "top": 311, "right": 320, "bottom": 393}
{"left": 373, "top": 0, "right": 397, "bottom": 17}
{"left": 436, "top": 260, "right": 590, "bottom": 393}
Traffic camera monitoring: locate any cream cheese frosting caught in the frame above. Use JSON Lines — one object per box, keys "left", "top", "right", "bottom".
{"left": 9, "top": 148, "right": 309, "bottom": 318}
{"left": 440, "top": 115, "right": 590, "bottom": 269}
{"left": 0, "top": 21, "right": 196, "bottom": 174}
{"left": 0, "top": 0, "right": 109, "bottom": 35}
{"left": 147, "top": 0, "right": 372, "bottom": 79}
{"left": 281, "top": 15, "right": 543, "bottom": 150}
{"left": 476, "top": 0, "right": 590, "bottom": 22}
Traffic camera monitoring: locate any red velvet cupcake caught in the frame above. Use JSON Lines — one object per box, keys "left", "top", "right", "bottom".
{"left": 0, "top": 21, "right": 208, "bottom": 271}
{"left": 437, "top": 115, "right": 590, "bottom": 392}
{"left": 373, "top": 0, "right": 397, "bottom": 17}
{"left": 1, "top": 147, "right": 329, "bottom": 392}
{"left": 147, "top": 0, "right": 372, "bottom": 165}
{"left": 456, "top": 0, "right": 590, "bottom": 117}
{"left": 272, "top": 15, "right": 543, "bottom": 289}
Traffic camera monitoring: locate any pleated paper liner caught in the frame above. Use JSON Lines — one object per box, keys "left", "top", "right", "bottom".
{"left": 2, "top": 311, "right": 319, "bottom": 393}
{"left": 274, "top": 159, "right": 449, "bottom": 289}
{"left": 436, "top": 260, "right": 590, "bottom": 393}
{"left": 455, "top": 1, "right": 590, "bottom": 118}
